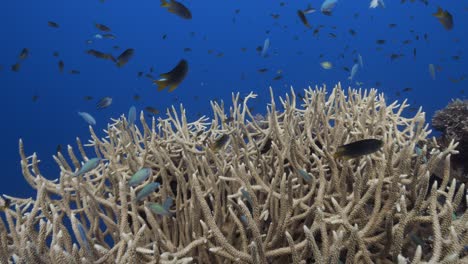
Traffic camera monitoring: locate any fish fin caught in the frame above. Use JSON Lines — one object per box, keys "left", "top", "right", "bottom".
{"left": 168, "top": 83, "right": 179, "bottom": 92}
{"left": 160, "top": 0, "right": 169, "bottom": 7}
{"left": 433, "top": 7, "right": 443, "bottom": 18}
{"left": 154, "top": 80, "right": 169, "bottom": 91}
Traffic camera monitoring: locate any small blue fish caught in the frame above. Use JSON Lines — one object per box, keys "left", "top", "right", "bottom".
{"left": 147, "top": 197, "right": 173, "bottom": 216}
{"left": 414, "top": 146, "right": 427, "bottom": 163}
{"left": 135, "top": 182, "right": 160, "bottom": 201}
{"left": 240, "top": 215, "right": 248, "bottom": 225}
{"left": 78, "top": 112, "right": 96, "bottom": 126}
{"left": 128, "top": 168, "right": 152, "bottom": 187}
{"left": 74, "top": 158, "right": 102, "bottom": 176}
{"left": 76, "top": 220, "right": 91, "bottom": 251}
{"left": 128, "top": 106, "right": 137, "bottom": 126}
{"left": 297, "top": 169, "right": 313, "bottom": 183}
{"left": 241, "top": 188, "right": 253, "bottom": 206}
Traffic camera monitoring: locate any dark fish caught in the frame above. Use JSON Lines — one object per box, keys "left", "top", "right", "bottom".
{"left": 376, "top": 39, "right": 386, "bottom": 45}
{"left": 257, "top": 68, "right": 268, "bottom": 73}
{"left": 57, "top": 144, "right": 62, "bottom": 153}
{"left": 413, "top": 48, "right": 416, "bottom": 58}
{"left": 273, "top": 75, "right": 283, "bottom": 80}
{"left": 95, "top": 23, "right": 111, "bottom": 32}
{"left": 349, "top": 29, "right": 357, "bottom": 36}
{"left": 11, "top": 63, "right": 21, "bottom": 72}
{"left": 211, "top": 134, "right": 230, "bottom": 151}
{"left": 113, "top": 45, "right": 120, "bottom": 50}
{"left": 102, "top": 33, "right": 116, "bottom": 39}
{"left": 58, "top": 60, "right": 64, "bottom": 73}
{"left": 297, "top": 10, "right": 311, "bottom": 28}
{"left": 162, "top": 34, "right": 167, "bottom": 39}
{"left": 161, "top": 0, "right": 192, "bottom": 19}
{"left": 19, "top": 48, "right": 29, "bottom": 60}
{"left": 83, "top": 96, "right": 93, "bottom": 101}
{"left": 87, "top": 49, "right": 116, "bottom": 62}
{"left": 153, "top": 59, "right": 188, "bottom": 92}
{"left": 116, "top": 48, "right": 135, "bottom": 67}
{"left": 53, "top": 51, "right": 59, "bottom": 57}
{"left": 145, "top": 106, "right": 160, "bottom": 115}
{"left": 145, "top": 73, "right": 154, "bottom": 79}
{"left": 69, "top": 70, "right": 80, "bottom": 74}
{"left": 390, "top": 53, "right": 404, "bottom": 61}
{"left": 328, "top": 33, "right": 337, "bottom": 38}
{"left": 133, "top": 94, "right": 141, "bottom": 101}
{"left": 343, "top": 66, "right": 350, "bottom": 72}
{"left": 334, "top": 139, "right": 383, "bottom": 159}
{"left": 97, "top": 97, "right": 112, "bottom": 109}
{"left": 48, "top": 21, "right": 60, "bottom": 28}
{"left": 260, "top": 137, "right": 272, "bottom": 154}
{"left": 433, "top": 7, "right": 453, "bottom": 30}
{"left": 137, "top": 71, "right": 143, "bottom": 77}
{"left": 184, "top": 47, "right": 192, "bottom": 52}
{"left": 271, "top": 13, "right": 280, "bottom": 19}
{"left": 32, "top": 94, "right": 39, "bottom": 102}
{"left": 388, "top": 23, "right": 397, "bottom": 28}
{"left": 403, "top": 87, "right": 412, "bottom": 92}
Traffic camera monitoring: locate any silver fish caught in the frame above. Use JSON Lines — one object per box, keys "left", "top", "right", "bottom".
{"left": 261, "top": 38, "right": 270, "bottom": 57}
{"left": 78, "top": 112, "right": 96, "bottom": 126}
{"left": 348, "top": 63, "right": 359, "bottom": 81}
{"left": 128, "top": 168, "right": 151, "bottom": 187}
{"left": 135, "top": 182, "right": 160, "bottom": 201}
{"left": 128, "top": 106, "right": 137, "bottom": 126}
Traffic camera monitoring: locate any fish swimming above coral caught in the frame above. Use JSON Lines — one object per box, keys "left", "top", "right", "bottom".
{"left": 334, "top": 138, "right": 383, "bottom": 159}
{"left": 160, "top": 0, "right": 192, "bottom": 19}
{"left": 153, "top": 59, "right": 188, "bottom": 92}
{"left": 77, "top": 111, "right": 96, "bottom": 125}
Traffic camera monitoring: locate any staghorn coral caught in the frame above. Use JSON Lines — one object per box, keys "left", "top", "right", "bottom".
{"left": 0, "top": 83, "right": 467, "bottom": 263}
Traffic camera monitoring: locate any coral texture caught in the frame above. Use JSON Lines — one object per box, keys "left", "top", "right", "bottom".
{"left": 432, "top": 99, "right": 468, "bottom": 183}
{"left": 1, "top": 83, "right": 467, "bottom": 263}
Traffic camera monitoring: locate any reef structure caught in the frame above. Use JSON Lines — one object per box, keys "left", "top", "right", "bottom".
{"left": 0, "top": 83, "right": 467, "bottom": 263}
{"left": 432, "top": 99, "right": 468, "bottom": 184}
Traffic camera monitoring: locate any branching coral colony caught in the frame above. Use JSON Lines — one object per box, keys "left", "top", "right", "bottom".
{"left": 1, "top": 83, "right": 467, "bottom": 263}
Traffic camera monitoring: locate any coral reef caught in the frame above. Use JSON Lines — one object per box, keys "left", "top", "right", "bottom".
{"left": 432, "top": 99, "right": 468, "bottom": 184}
{"left": 0, "top": 83, "right": 467, "bottom": 263}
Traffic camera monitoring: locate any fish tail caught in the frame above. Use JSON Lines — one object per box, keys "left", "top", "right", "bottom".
{"left": 154, "top": 80, "right": 169, "bottom": 91}
{"left": 333, "top": 146, "right": 345, "bottom": 159}
{"left": 168, "top": 84, "right": 179, "bottom": 92}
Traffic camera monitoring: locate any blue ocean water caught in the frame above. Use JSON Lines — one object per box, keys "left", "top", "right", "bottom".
{"left": 0, "top": 0, "right": 466, "bottom": 198}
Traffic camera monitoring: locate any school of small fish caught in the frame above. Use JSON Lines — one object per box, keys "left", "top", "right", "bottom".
{"left": 2, "top": 0, "right": 465, "bottom": 141}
